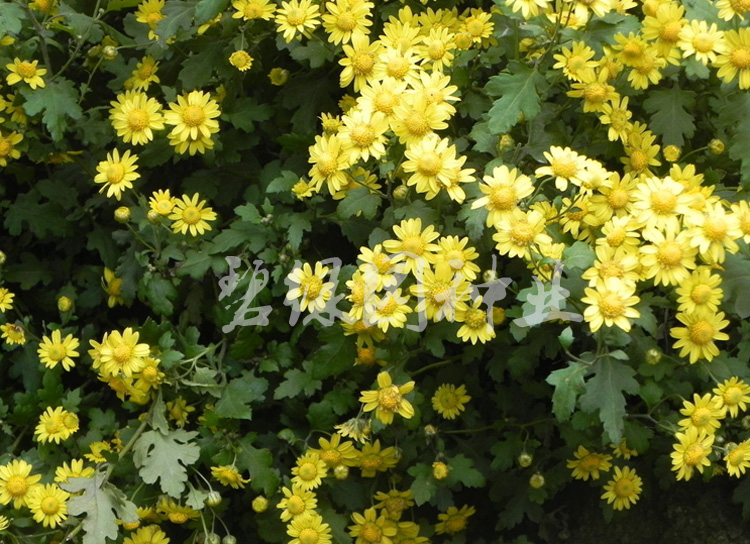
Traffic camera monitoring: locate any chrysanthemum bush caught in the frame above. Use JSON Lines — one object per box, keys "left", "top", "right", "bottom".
{"left": 4, "top": 0, "right": 750, "bottom": 541}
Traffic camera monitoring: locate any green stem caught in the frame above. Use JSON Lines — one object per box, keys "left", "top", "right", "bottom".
{"left": 411, "top": 355, "right": 461, "bottom": 377}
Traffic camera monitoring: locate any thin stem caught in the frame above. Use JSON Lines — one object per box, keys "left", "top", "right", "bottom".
{"left": 26, "top": 9, "right": 53, "bottom": 73}
{"left": 411, "top": 354, "right": 461, "bottom": 377}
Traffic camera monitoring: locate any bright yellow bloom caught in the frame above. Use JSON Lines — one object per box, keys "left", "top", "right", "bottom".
{"left": 123, "top": 525, "right": 170, "bottom": 544}
{"left": 678, "top": 393, "right": 725, "bottom": 435}
{"left": 436, "top": 236, "right": 480, "bottom": 282}
{"left": 472, "top": 165, "right": 534, "bottom": 226}
{"left": 582, "top": 277, "right": 640, "bottom": 333}
{"left": 675, "top": 267, "right": 723, "bottom": 314}
{"left": 309, "top": 433, "right": 359, "bottom": 468}
{"left": 35, "top": 406, "right": 78, "bottom": 443}
{"left": 553, "top": 41, "right": 598, "bottom": 82}
{"left": 26, "top": 484, "right": 69, "bottom": 528}
{"left": 275, "top": 0, "right": 320, "bottom": 42}
{"left": 0, "top": 323, "right": 25, "bottom": 346}
{"left": 84, "top": 441, "right": 112, "bottom": 463}
{"left": 94, "top": 327, "right": 150, "bottom": 377}
{"left": 54, "top": 459, "right": 95, "bottom": 483}
{"left": 164, "top": 91, "right": 221, "bottom": 155}
{"left": 277, "top": 484, "right": 318, "bottom": 521}
{"left": 678, "top": 21, "right": 726, "bottom": 65}
{"left": 435, "top": 504, "right": 475, "bottom": 535}
{"left": 715, "top": 28, "right": 750, "bottom": 89}
{"left": 493, "top": 209, "right": 552, "bottom": 261}
{"left": 374, "top": 489, "right": 414, "bottom": 521}
{"left": 339, "top": 34, "right": 381, "bottom": 90}
{"left": 640, "top": 227, "right": 697, "bottom": 286}
{"left": 601, "top": 466, "right": 642, "bottom": 511}
{"left": 725, "top": 440, "right": 750, "bottom": 477}
{"left": 94, "top": 149, "right": 140, "bottom": 200}
{"left": 432, "top": 384, "right": 471, "bottom": 419}
{"left": 102, "top": 267, "right": 124, "bottom": 308}
{"left": 349, "top": 507, "right": 398, "bottom": 544}
{"left": 360, "top": 371, "right": 415, "bottom": 425}
{"left": 38, "top": 329, "right": 80, "bottom": 371}
{"left": 291, "top": 452, "right": 328, "bottom": 491}
{"left": 288, "top": 512, "right": 332, "bottom": 544}
{"left": 135, "top": 0, "right": 165, "bottom": 38}
{"left": 566, "top": 446, "right": 613, "bottom": 480}
{"left": 670, "top": 310, "right": 730, "bottom": 364}
{"left": 229, "top": 50, "right": 254, "bottom": 71}
{"left": 232, "top": 0, "right": 276, "bottom": 20}
{"left": 322, "top": 0, "right": 372, "bottom": 45}
{"left": 713, "top": 377, "right": 750, "bottom": 417}
{"left": 109, "top": 91, "right": 165, "bottom": 145}
{"left": 0, "top": 131, "right": 23, "bottom": 167}
{"left": 156, "top": 497, "right": 199, "bottom": 524}
{"left": 568, "top": 71, "right": 618, "bottom": 113}
{"left": 308, "top": 134, "right": 354, "bottom": 193}
{"left": 6, "top": 58, "right": 46, "bottom": 89}
{"left": 286, "top": 261, "right": 336, "bottom": 313}
{"left": 339, "top": 109, "right": 389, "bottom": 161}
{"left": 356, "top": 440, "right": 398, "bottom": 477}
{"left": 0, "top": 460, "right": 42, "bottom": 508}
{"left": 685, "top": 203, "right": 742, "bottom": 264}
{"left": 211, "top": 465, "right": 250, "bottom": 489}
{"left": 149, "top": 189, "right": 177, "bottom": 216}
{"left": 383, "top": 218, "right": 440, "bottom": 275}
{"left": 0, "top": 288, "right": 14, "bottom": 312}
{"left": 671, "top": 427, "right": 713, "bottom": 481}
{"left": 125, "top": 56, "right": 161, "bottom": 91}
{"left": 168, "top": 193, "right": 217, "bottom": 236}
{"left": 455, "top": 296, "right": 496, "bottom": 345}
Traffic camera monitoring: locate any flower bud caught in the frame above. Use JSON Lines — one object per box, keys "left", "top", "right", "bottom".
{"left": 517, "top": 452, "right": 533, "bottom": 468}
{"left": 645, "top": 348, "right": 662, "bottom": 365}
{"left": 57, "top": 296, "right": 73, "bottom": 313}
{"left": 206, "top": 534, "right": 221, "bottom": 544}
{"left": 529, "top": 473, "right": 545, "bottom": 489}
{"left": 252, "top": 496, "right": 268, "bottom": 513}
{"left": 147, "top": 210, "right": 161, "bottom": 224}
{"left": 424, "top": 424, "right": 438, "bottom": 438}
{"left": 222, "top": 537, "right": 237, "bottom": 544}
{"left": 663, "top": 145, "right": 681, "bottom": 162}
{"left": 742, "top": 415, "right": 750, "bottom": 430}
{"left": 393, "top": 185, "right": 409, "bottom": 201}
{"left": 114, "top": 206, "right": 131, "bottom": 224}
{"left": 205, "top": 491, "right": 222, "bottom": 507}
{"left": 432, "top": 461, "right": 450, "bottom": 480}
{"left": 102, "top": 45, "right": 118, "bottom": 60}
{"left": 708, "top": 138, "right": 725, "bottom": 155}
{"left": 483, "top": 269, "right": 498, "bottom": 283}
{"left": 496, "top": 134, "right": 515, "bottom": 153}
{"left": 333, "top": 465, "right": 349, "bottom": 480}
{"left": 268, "top": 68, "right": 289, "bottom": 86}
{"left": 454, "top": 32, "right": 473, "bottom": 50}
{"left": 492, "top": 307, "right": 506, "bottom": 326}
{"left": 0, "top": 250, "right": 7, "bottom": 266}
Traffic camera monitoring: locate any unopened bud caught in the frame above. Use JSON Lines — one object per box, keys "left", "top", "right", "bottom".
{"left": 393, "top": 185, "right": 409, "bottom": 201}
{"left": 663, "top": 145, "right": 681, "bottom": 162}
{"left": 268, "top": 68, "right": 289, "bottom": 86}
{"left": 483, "top": 269, "right": 498, "bottom": 283}
{"left": 114, "top": 207, "right": 131, "bottom": 223}
{"left": 497, "top": 134, "right": 515, "bottom": 153}
{"left": 645, "top": 348, "right": 662, "bottom": 365}
{"left": 424, "top": 424, "right": 438, "bottom": 438}
{"left": 454, "top": 32, "right": 473, "bottom": 50}
{"left": 708, "top": 139, "right": 725, "bottom": 155}
{"left": 252, "top": 496, "right": 268, "bottom": 513}
{"left": 432, "top": 461, "right": 450, "bottom": 480}
{"left": 57, "top": 296, "right": 73, "bottom": 313}
{"left": 517, "top": 452, "right": 533, "bottom": 468}
{"left": 529, "top": 473, "right": 545, "bottom": 489}
{"left": 102, "top": 45, "right": 118, "bottom": 60}
{"left": 205, "top": 491, "right": 222, "bottom": 507}
{"left": 147, "top": 210, "right": 161, "bottom": 224}
{"left": 0, "top": 251, "right": 6, "bottom": 266}
{"left": 333, "top": 465, "right": 349, "bottom": 480}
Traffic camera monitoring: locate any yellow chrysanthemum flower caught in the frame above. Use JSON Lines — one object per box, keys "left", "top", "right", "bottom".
{"left": 166, "top": 397, "right": 195, "bottom": 427}
{"left": 715, "top": 28, "right": 750, "bottom": 89}
{"left": 472, "top": 165, "right": 534, "bottom": 226}
{"left": 0, "top": 131, "right": 23, "bottom": 167}
{"left": 288, "top": 512, "right": 332, "bottom": 544}
{"left": 678, "top": 20, "right": 726, "bottom": 65}
{"left": 286, "top": 261, "right": 336, "bottom": 313}
{"left": 339, "top": 34, "right": 381, "bottom": 90}
{"left": 383, "top": 218, "right": 440, "bottom": 275}
{"left": 640, "top": 226, "right": 697, "bottom": 286}
{"left": 35, "top": 406, "right": 79, "bottom": 444}
{"left": 436, "top": 235, "right": 480, "bottom": 282}
{"left": 277, "top": 484, "right": 318, "bottom": 521}
{"left": 713, "top": 377, "right": 750, "bottom": 417}
{"left": 670, "top": 310, "right": 730, "bottom": 364}
{"left": 725, "top": 440, "right": 750, "bottom": 477}
{"left": 678, "top": 393, "right": 725, "bottom": 435}
{"left": 357, "top": 439, "right": 398, "bottom": 477}
{"left": 410, "top": 262, "right": 471, "bottom": 322}
{"left": 6, "top": 58, "right": 46, "bottom": 89}
{"left": 0, "top": 323, "right": 26, "bottom": 346}
{"left": 210, "top": 465, "right": 250, "bottom": 489}
{"left": 309, "top": 433, "right": 359, "bottom": 468}
{"left": 349, "top": 507, "right": 398, "bottom": 544}
{"left": 601, "top": 466, "right": 642, "bottom": 511}
{"left": 164, "top": 91, "right": 221, "bottom": 155}
{"left": 432, "top": 383, "right": 471, "bottom": 420}
{"left": 124, "top": 525, "right": 170, "bottom": 544}
{"left": 156, "top": 497, "right": 200, "bottom": 524}
{"left": 38, "top": 329, "right": 80, "bottom": 371}
{"left": 26, "top": 484, "right": 69, "bottom": 528}
{"left": 308, "top": 134, "right": 354, "bottom": 193}
{"left": 322, "top": 0, "right": 372, "bottom": 45}
{"left": 566, "top": 446, "right": 613, "bottom": 481}
{"left": 109, "top": 91, "right": 165, "bottom": 145}
{"left": 229, "top": 50, "right": 254, "bottom": 71}
{"left": 0, "top": 460, "right": 42, "bottom": 508}
{"left": 675, "top": 267, "right": 723, "bottom": 314}
{"left": 232, "top": 0, "right": 276, "bottom": 20}
{"left": 102, "top": 267, "right": 124, "bottom": 308}
{"left": 93, "top": 149, "right": 140, "bottom": 201}
{"left": 291, "top": 452, "right": 328, "bottom": 491}
{"left": 0, "top": 288, "right": 14, "bottom": 312}
{"left": 435, "top": 504, "right": 475, "bottom": 535}
{"left": 360, "top": 371, "right": 415, "bottom": 425}
{"left": 124, "top": 56, "right": 161, "bottom": 91}
{"left": 149, "top": 189, "right": 177, "bottom": 216}
{"left": 685, "top": 203, "right": 742, "bottom": 264}
{"left": 54, "top": 459, "right": 95, "bottom": 483}
{"left": 671, "top": 426, "right": 714, "bottom": 481}
{"left": 275, "top": 0, "right": 320, "bottom": 42}
{"left": 493, "top": 209, "right": 552, "bottom": 261}
{"left": 611, "top": 439, "right": 638, "bottom": 459}
{"left": 455, "top": 296, "right": 496, "bottom": 345}
{"left": 168, "top": 193, "right": 217, "bottom": 236}
{"left": 535, "top": 145, "right": 588, "bottom": 192}
{"left": 95, "top": 327, "right": 150, "bottom": 377}
{"left": 373, "top": 489, "right": 414, "bottom": 521}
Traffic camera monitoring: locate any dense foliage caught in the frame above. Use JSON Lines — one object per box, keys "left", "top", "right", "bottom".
{"left": 3, "top": 0, "right": 750, "bottom": 542}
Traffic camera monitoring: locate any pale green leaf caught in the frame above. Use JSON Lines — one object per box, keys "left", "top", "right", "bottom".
{"left": 485, "top": 62, "right": 546, "bottom": 135}
{"left": 133, "top": 429, "right": 201, "bottom": 497}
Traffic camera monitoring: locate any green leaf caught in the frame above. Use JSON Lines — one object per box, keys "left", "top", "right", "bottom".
{"left": 194, "top": 0, "right": 229, "bottom": 24}
{"left": 546, "top": 362, "right": 588, "bottom": 421}
{"left": 563, "top": 241, "right": 595, "bottom": 270}
{"left": 445, "top": 454, "right": 486, "bottom": 488}
{"left": 226, "top": 98, "right": 274, "bottom": 132}
{"left": 720, "top": 253, "right": 750, "bottom": 318}
{"left": 0, "top": 2, "right": 26, "bottom": 34}
{"left": 133, "top": 429, "right": 201, "bottom": 497}
{"left": 337, "top": 187, "right": 380, "bottom": 220}
{"left": 408, "top": 464, "right": 437, "bottom": 506}
{"left": 106, "top": 0, "right": 143, "bottom": 11}
{"left": 558, "top": 326, "right": 574, "bottom": 350}
{"left": 309, "top": 327, "right": 357, "bottom": 380}
{"left": 20, "top": 80, "right": 83, "bottom": 142}
{"left": 61, "top": 473, "right": 138, "bottom": 544}
{"left": 178, "top": 40, "right": 224, "bottom": 89}
{"left": 236, "top": 436, "right": 280, "bottom": 494}
{"left": 642, "top": 88, "right": 696, "bottom": 147}
{"left": 579, "top": 357, "right": 640, "bottom": 443}
{"left": 485, "top": 62, "right": 546, "bottom": 135}
{"left": 140, "top": 274, "right": 178, "bottom": 316}
{"left": 155, "top": 0, "right": 197, "bottom": 43}
{"left": 4, "top": 191, "right": 72, "bottom": 239}
{"left": 284, "top": 213, "right": 312, "bottom": 251}
{"left": 177, "top": 250, "right": 228, "bottom": 279}
{"left": 215, "top": 372, "right": 269, "bottom": 419}
{"left": 274, "top": 366, "right": 323, "bottom": 399}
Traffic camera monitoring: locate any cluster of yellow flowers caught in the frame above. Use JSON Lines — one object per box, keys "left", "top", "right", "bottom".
{"left": 671, "top": 376, "right": 750, "bottom": 480}
{"left": 88, "top": 327, "right": 165, "bottom": 405}
{"left": 281, "top": 433, "right": 474, "bottom": 544}
{"left": 566, "top": 441, "right": 642, "bottom": 510}
{"left": 0, "top": 51, "right": 31, "bottom": 170}
{"left": 0, "top": 460, "right": 69, "bottom": 529}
